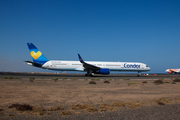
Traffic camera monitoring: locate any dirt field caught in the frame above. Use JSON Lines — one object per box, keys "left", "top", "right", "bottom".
{"left": 0, "top": 78, "right": 180, "bottom": 119}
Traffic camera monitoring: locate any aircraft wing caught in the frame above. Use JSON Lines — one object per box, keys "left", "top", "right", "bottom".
{"left": 78, "top": 54, "right": 100, "bottom": 70}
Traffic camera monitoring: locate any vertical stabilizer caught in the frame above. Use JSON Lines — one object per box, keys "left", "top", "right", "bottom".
{"left": 27, "top": 43, "right": 49, "bottom": 64}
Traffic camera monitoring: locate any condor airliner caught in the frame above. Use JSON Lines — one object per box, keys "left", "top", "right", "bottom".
{"left": 25, "top": 43, "right": 151, "bottom": 76}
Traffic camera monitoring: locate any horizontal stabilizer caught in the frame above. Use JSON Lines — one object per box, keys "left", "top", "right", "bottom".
{"left": 25, "top": 61, "right": 42, "bottom": 67}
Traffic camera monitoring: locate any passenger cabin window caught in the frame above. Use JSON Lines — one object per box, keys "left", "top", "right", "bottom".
{"left": 59, "top": 63, "right": 67, "bottom": 65}
{"left": 72, "top": 64, "right": 81, "bottom": 65}
{"left": 106, "top": 64, "right": 121, "bottom": 66}
{"left": 97, "top": 64, "right": 102, "bottom": 66}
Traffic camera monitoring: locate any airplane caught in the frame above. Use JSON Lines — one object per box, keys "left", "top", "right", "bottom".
{"left": 25, "top": 43, "right": 151, "bottom": 76}
{"left": 165, "top": 69, "right": 180, "bottom": 74}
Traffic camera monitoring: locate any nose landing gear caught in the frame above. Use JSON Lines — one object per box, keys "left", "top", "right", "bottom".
{"left": 137, "top": 71, "right": 141, "bottom": 77}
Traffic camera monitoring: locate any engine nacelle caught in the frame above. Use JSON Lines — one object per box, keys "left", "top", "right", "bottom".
{"left": 95, "top": 68, "right": 110, "bottom": 75}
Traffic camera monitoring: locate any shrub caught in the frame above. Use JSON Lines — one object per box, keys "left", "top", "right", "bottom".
{"left": 29, "top": 79, "right": 34, "bottom": 82}
{"left": 173, "top": 78, "right": 180, "bottom": 82}
{"left": 29, "top": 77, "right": 34, "bottom": 82}
{"left": 104, "top": 80, "right": 110, "bottom": 83}
{"left": 157, "top": 101, "right": 165, "bottom": 105}
{"left": 2, "top": 77, "right": 7, "bottom": 79}
{"left": 8, "top": 104, "right": 33, "bottom": 111}
{"left": 29, "top": 77, "right": 35, "bottom": 80}
{"left": 52, "top": 77, "right": 58, "bottom": 80}
{"left": 154, "top": 80, "right": 164, "bottom": 84}
{"left": 155, "top": 98, "right": 166, "bottom": 105}
{"left": 127, "top": 82, "right": 137, "bottom": 84}
{"left": 7, "top": 76, "right": 13, "bottom": 79}
{"left": 89, "top": 81, "right": 96, "bottom": 84}
{"left": 142, "top": 81, "right": 147, "bottom": 83}
{"left": 171, "top": 82, "right": 176, "bottom": 84}
{"left": 95, "top": 78, "right": 100, "bottom": 81}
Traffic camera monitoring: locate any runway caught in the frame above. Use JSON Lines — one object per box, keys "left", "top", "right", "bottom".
{"left": 0, "top": 72, "right": 180, "bottom": 80}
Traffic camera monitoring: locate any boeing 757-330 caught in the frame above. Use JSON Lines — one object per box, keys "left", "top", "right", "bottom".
{"left": 25, "top": 43, "right": 151, "bottom": 76}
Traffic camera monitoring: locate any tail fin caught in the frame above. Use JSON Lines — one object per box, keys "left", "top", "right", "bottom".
{"left": 27, "top": 43, "right": 49, "bottom": 64}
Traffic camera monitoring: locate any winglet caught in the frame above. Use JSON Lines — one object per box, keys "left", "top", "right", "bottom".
{"left": 78, "top": 54, "right": 85, "bottom": 63}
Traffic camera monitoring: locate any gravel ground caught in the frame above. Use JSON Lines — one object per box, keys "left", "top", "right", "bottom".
{"left": 1, "top": 104, "right": 180, "bottom": 120}
{"left": 1, "top": 77, "right": 180, "bottom": 120}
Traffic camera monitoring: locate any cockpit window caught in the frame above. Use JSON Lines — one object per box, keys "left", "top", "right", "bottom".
{"left": 146, "top": 65, "right": 148, "bottom": 67}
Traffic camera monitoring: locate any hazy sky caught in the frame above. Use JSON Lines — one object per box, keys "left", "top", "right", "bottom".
{"left": 0, "top": 0, "right": 180, "bottom": 73}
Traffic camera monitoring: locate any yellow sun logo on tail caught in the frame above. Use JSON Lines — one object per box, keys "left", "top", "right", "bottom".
{"left": 30, "top": 51, "right": 42, "bottom": 59}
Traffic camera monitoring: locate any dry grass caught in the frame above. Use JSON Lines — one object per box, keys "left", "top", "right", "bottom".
{"left": 126, "top": 101, "right": 142, "bottom": 108}
{"left": 154, "top": 98, "right": 173, "bottom": 105}
{"left": 71, "top": 104, "right": 87, "bottom": 110}
{"left": 99, "top": 103, "right": 113, "bottom": 112}
{"left": 48, "top": 105, "right": 64, "bottom": 111}
{"left": 0, "top": 111, "right": 4, "bottom": 114}
{"left": 8, "top": 113, "right": 15, "bottom": 116}
{"left": 111, "top": 101, "right": 125, "bottom": 108}
{"left": 5, "top": 97, "right": 180, "bottom": 117}
{"left": 61, "top": 111, "right": 71, "bottom": 115}
{"left": 32, "top": 106, "right": 45, "bottom": 115}
{"left": 73, "top": 111, "right": 81, "bottom": 115}
{"left": 86, "top": 105, "right": 98, "bottom": 112}
{"left": 71, "top": 104, "right": 98, "bottom": 112}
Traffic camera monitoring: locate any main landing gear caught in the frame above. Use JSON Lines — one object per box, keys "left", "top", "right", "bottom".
{"left": 85, "top": 71, "right": 94, "bottom": 76}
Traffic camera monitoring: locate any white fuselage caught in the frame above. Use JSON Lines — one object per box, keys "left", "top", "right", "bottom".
{"left": 165, "top": 69, "right": 180, "bottom": 74}
{"left": 42, "top": 60, "right": 150, "bottom": 72}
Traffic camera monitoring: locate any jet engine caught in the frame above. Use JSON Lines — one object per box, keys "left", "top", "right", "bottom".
{"left": 95, "top": 68, "right": 110, "bottom": 75}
